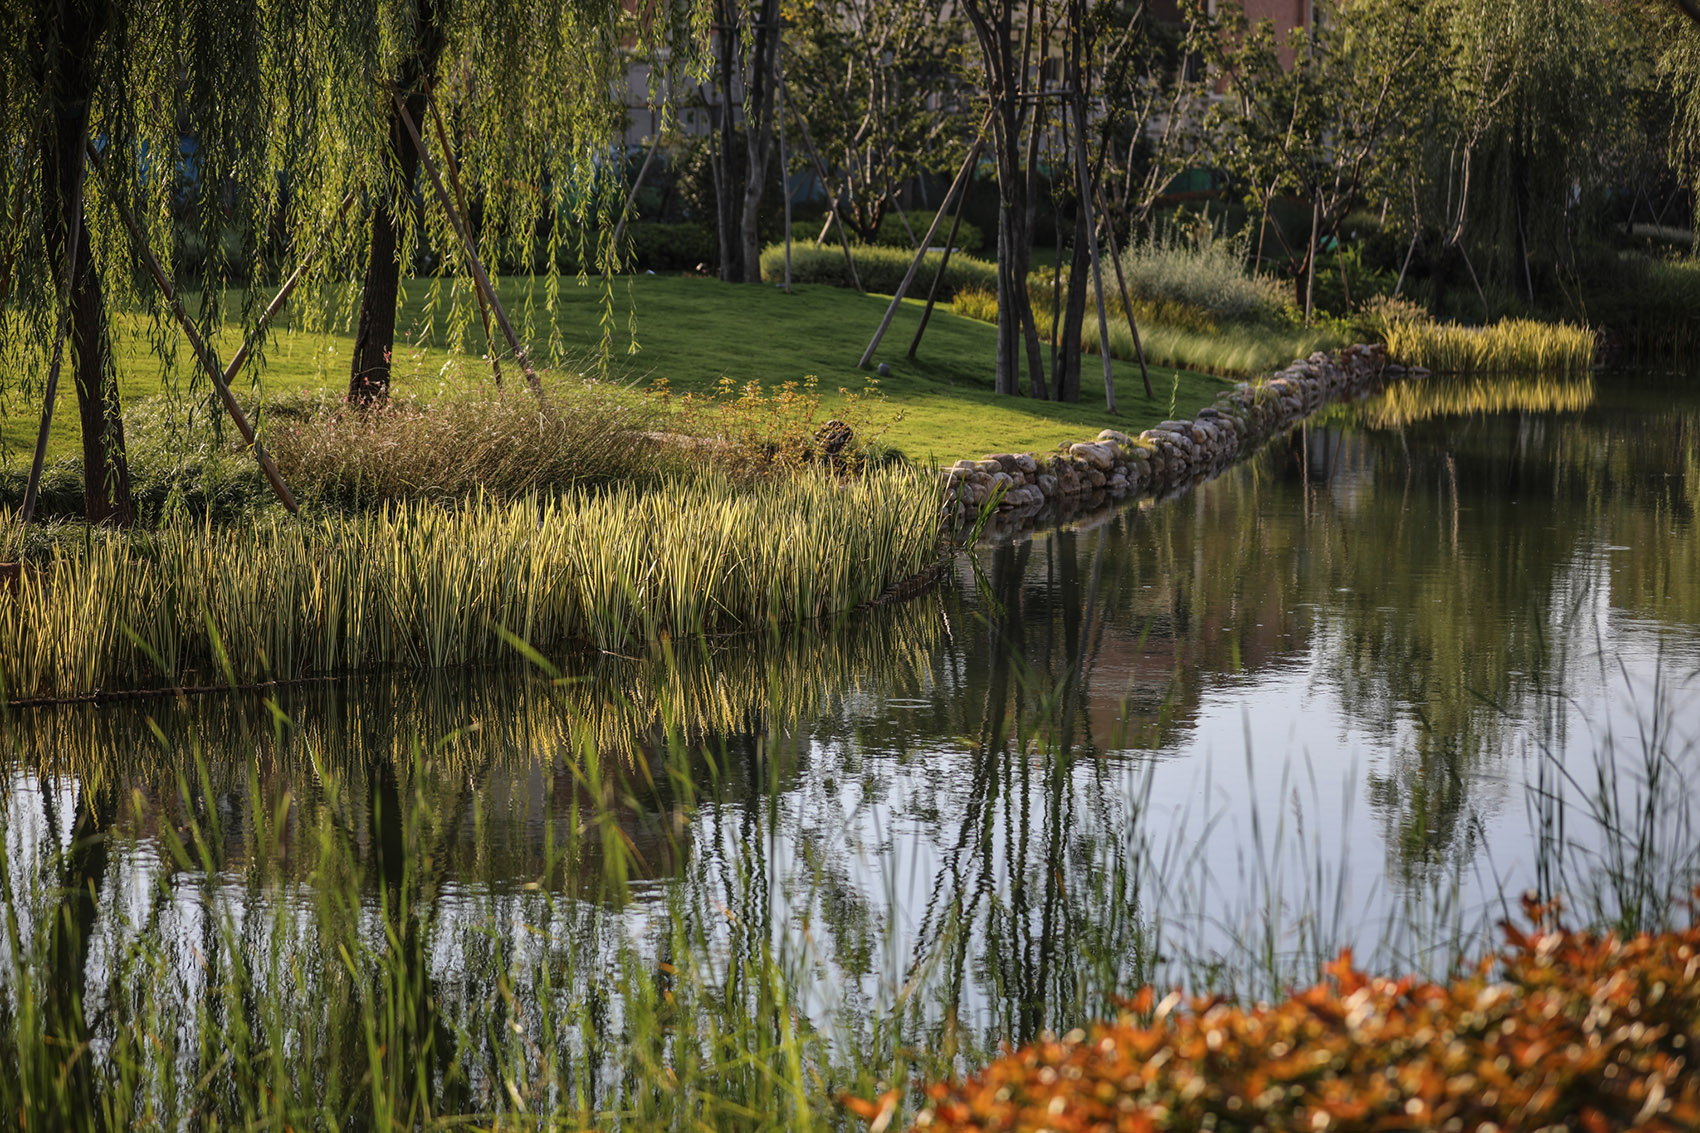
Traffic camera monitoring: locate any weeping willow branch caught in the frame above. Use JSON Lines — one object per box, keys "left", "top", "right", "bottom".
{"left": 390, "top": 88, "right": 541, "bottom": 396}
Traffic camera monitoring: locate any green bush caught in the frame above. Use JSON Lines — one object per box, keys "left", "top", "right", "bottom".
{"left": 1578, "top": 252, "right": 1700, "bottom": 358}
{"left": 762, "top": 242, "right": 998, "bottom": 299}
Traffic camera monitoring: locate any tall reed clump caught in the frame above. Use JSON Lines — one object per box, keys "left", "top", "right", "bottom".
{"left": 1382, "top": 316, "right": 1596, "bottom": 374}
{"left": 0, "top": 469, "right": 943, "bottom": 700}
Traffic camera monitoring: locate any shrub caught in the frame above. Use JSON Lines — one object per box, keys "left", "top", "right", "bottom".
{"left": 950, "top": 285, "right": 1347, "bottom": 377}
{"left": 951, "top": 286, "right": 999, "bottom": 324}
{"left": 788, "top": 214, "right": 986, "bottom": 255}
{"left": 1383, "top": 317, "right": 1596, "bottom": 374}
{"left": 656, "top": 372, "right": 904, "bottom": 480}
{"left": 762, "top": 242, "right": 999, "bottom": 299}
{"left": 887, "top": 896, "right": 1700, "bottom": 1132}
{"left": 1119, "top": 227, "right": 1289, "bottom": 326}
{"left": 1578, "top": 253, "right": 1700, "bottom": 358}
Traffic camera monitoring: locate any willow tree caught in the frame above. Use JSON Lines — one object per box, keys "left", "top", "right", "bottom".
{"left": 0, "top": 0, "right": 308, "bottom": 524}
{"left": 289, "top": 0, "right": 707, "bottom": 404}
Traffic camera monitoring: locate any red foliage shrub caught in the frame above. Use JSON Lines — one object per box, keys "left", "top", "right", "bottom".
{"left": 859, "top": 897, "right": 1700, "bottom": 1132}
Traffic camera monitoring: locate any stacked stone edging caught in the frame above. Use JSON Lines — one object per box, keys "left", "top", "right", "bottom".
{"left": 945, "top": 344, "right": 1411, "bottom": 522}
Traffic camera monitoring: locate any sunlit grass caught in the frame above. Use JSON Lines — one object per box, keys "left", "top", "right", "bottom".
{"left": 1383, "top": 317, "right": 1596, "bottom": 374}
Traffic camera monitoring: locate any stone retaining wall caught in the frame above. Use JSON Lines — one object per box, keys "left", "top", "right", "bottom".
{"left": 945, "top": 344, "right": 1412, "bottom": 525}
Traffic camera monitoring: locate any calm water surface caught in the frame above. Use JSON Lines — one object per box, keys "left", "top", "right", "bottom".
{"left": 5, "top": 370, "right": 1698, "bottom": 1090}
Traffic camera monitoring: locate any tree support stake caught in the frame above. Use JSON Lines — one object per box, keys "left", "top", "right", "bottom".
{"left": 392, "top": 89, "right": 542, "bottom": 396}
{"left": 858, "top": 113, "right": 992, "bottom": 370}
{"left": 86, "top": 141, "right": 300, "bottom": 515}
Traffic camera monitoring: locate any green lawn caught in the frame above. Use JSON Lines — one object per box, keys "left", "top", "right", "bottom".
{"left": 2, "top": 274, "right": 1237, "bottom": 466}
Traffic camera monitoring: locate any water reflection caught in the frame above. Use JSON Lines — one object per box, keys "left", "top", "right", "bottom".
{"left": 2, "top": 374, "right": 1698, "bottom": 1125}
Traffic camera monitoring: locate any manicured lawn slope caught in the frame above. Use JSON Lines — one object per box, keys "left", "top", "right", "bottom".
{"left": 3, "top": 275, "right": 1238, "bottom": 465}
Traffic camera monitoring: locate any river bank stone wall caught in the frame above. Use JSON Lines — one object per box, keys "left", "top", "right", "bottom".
{"left": 944, "top": 344, "right": 1409, "bottom": 527}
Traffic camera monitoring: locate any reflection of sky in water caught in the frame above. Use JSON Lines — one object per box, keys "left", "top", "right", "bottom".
{"left": 3, "top": 377, "right": 1699, "bottom": 1060}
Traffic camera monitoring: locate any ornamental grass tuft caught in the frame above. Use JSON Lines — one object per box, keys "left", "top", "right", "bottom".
{"left": 1382, "top": 316, "right": 1596, "bottom": 374}
{"left": 0, "top": 468, "right": 943, "bottom": 700}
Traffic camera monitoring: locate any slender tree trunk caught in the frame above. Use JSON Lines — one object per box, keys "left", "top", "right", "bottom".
{"left": 39, "top": 0, "right": 132, "bottom": 525}
{"left": 348, "top": 0, "right": 447, "bottom": 406}
{"left": 736, "top": 0, "right": 783, "bottom": 282}
{"left": 1054, "top": 205, "right": 1089, "bottom": 404}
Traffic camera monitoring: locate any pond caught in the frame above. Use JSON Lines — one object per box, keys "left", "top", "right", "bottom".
{"left": 4, "top": 370, "right": 1698, "bottom": 1126}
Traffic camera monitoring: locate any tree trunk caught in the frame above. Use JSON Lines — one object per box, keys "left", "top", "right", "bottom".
{"left": 39, "top": 0, "right": 132, "bottom": 525}
{"left": 348, "top": 0, "right": 447, "bottom": 406}
{"left": 711, "top": 0, "right": 744, "bottom": 281}
{"left": 736, "top": 0, "right": 783, "bottom": 282}
{"left": 991, "top": 109, "right": 1046, "bottom": 398}
{"left": 1053, "top": 206, "right": 1089, "bottom": 403}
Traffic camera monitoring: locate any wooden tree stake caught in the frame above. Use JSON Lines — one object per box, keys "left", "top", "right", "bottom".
{"left": 85, "top": 141, "right": 300, "bottom": 514}
{"left": 789, "top": 103, "right": 864, "bottom": 294}
{"left": 428, "top": 98, "right": 503, "bottom": 386}
{"left": 20, "top": 140, "right": 85, "bottom": 525}
{"left": 858, "top": 116, "right": 991, "bottom": 370}
{"left": 908, "top": 137, "right": 985, "bottom": 359}
{"left": 391, "top": 90, "right": 542, "bottom": 396}
{"left": 1096, "top": 186, "right": 1153, "bottom": 399}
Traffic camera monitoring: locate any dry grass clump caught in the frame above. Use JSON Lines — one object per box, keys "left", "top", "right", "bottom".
{"left": 1382, "top": 316, "right": 1596, "bottom": 374}
{"left": 265, "top": 382, "right": 665, "bottom": 505}
{"left": 887, "top": 894, "right": 1700, "bottom": 1132}
{"left": 0, "top": 468, "right": 943, "bottom": 699}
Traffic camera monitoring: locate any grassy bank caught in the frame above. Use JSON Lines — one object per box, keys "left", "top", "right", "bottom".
{"left": 0, "top": 275, "right": 1232, "bottom": 469}
{"left": 0, "top": 467, "right": 941, "bottom": 700}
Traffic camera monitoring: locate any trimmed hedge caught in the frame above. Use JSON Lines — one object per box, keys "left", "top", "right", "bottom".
{"left": 873, "top": 897, "right": 1700, "bottom": 1132}
{"left": 760, "top": 242, "right": 998, "bottom": 300}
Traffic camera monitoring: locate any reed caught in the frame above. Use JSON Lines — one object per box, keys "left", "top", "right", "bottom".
{"left": 0, "top": 468, "right": 944, "bottom": 700}
{"left": 1383, "top": 316, "right": 1597, "bottom": 374}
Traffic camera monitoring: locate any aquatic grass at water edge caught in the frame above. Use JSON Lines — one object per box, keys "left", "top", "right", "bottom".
{"left": 0, "top": 468, "right": 944, "bottom": 700}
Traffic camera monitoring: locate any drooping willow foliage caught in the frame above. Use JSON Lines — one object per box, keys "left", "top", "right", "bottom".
{"left": 0, "top": 0, "right": 709, "bottom": 519}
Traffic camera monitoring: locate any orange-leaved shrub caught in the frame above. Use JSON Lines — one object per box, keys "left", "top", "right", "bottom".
{"left": 856, "top": 895, "right": 1700, "bottom": 1133}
